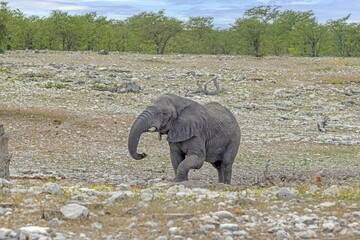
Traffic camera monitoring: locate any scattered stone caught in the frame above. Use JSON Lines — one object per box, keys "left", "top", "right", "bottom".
{"left": 324, "top": 185, "right": 340, "bottom": 196}
{"left": 322, "top": 221, "right": 336, "bottom": 232}
{"left": 318, "top": 202, "right": 336, "bottom": 208}
{"left": 220, "top": 223, "right": 240, "bottom": 232}
{"left": 16, "top": 226, "right": 52, "bottom": 239}
{"left": 233, "top": 230, "right": 250, "bottom": 238}
{"left": 295, "top": 229, "right": 316, "bottom": 239}
{"left": 276, "top": 188, "right": 296, "bottom": 199}
{"left": 276, "top": 230, "right": 291, "bottom": 240}
{"left": 0, "top": 228, "right": 13, "bottom": 239}
{"left": 91, "top": 222, "right": 102, "bottom": 230}
{"left": 42, "top": 182, "right": 62, "bottom": 195}
{"left": 213, "top": 210, "right": 235, "bottom": 220}
{"left": 308, "top": 185, "right": 320, "bottom": 194}
{"left": 60, "top": 203, "right": 89, "bottom": 220}
{"left": 106, "top": 191, "right": 134, "bottom": 205}
{"left": 0, "top": 178, "right": 11, "bottom": 188}
{"left": 169, "top": 227, "right": 181, "bottom": 235}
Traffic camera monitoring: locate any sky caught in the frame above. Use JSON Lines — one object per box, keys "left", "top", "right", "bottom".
{"left": 7, "top": 0, "right": 360, "bottom": 29}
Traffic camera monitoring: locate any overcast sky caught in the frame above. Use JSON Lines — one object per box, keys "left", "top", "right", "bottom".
{"left": 7, "top": 0, "right": 360, "bottom": 28}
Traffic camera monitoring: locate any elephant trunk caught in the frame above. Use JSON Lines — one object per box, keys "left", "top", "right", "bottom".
{"left": 128, "top": 107, "right": 160, "bottom": 160}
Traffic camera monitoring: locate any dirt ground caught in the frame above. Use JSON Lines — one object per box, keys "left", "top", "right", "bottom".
{"left": 1, "top": 51, "right": 359, "bottom": 187}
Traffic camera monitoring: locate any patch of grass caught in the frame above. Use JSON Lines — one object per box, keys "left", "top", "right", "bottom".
{"left": 322, "top": 78, "right": 360, "bottom": 85}
{"left": 312, "top": 67, "right": 335, "bottom": 72}
{"left": 44, "top": 82, "right": 67, "bottom": 89}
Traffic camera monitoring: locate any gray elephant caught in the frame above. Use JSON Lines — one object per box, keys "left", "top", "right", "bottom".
{"left": 128, "top": 93, "right": 240, "bottom": 184}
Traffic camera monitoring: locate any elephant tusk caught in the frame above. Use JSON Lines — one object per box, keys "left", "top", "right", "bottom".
{"left": 148, "top": 127, "right": 157, "bottom": 132}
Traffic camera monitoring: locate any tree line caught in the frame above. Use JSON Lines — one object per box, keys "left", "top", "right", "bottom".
{"left": 1, "top": 2, "right": 360, "bottom": 57}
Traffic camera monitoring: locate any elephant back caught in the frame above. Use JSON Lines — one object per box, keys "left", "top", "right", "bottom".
{"left": 204, "top": 102, "right": 239, "bottom": 136}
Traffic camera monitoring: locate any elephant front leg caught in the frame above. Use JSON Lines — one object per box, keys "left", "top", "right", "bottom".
{"left": 170, "top": 149, "right": 185, "bottom": 177}
{"left": 174, "top": 154, "right": 204, "bottom": 182}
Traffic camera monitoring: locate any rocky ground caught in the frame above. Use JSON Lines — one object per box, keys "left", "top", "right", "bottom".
{"left": 0, "top": 51, "right": 359, "bottom": 239}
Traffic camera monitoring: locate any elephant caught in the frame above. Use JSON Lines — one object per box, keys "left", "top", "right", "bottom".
{"left": 128, "top": 93, "right": 241, "bottom": 184}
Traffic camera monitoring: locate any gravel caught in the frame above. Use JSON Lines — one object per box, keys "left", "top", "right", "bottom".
{"left": 0, "top": 51, "right": 359, "bottom": 239}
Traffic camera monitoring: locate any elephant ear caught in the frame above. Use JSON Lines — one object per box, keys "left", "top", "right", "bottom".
{"left": 167, "top": 104, "right": 205, "bottom": 142}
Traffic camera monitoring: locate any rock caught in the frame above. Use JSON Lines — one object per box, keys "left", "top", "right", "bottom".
{"left": 169, "top": 227, "right": 181, "bottom": 235}
{"left": 295, "top": 214, "right": 318, "bottom": 225}
{"left": 48, "top": 218, "right": 63, "bottom": 228}
{"left": 308, "top": 185, "right": 320, "bottom": 194}
{"left": 155, "top": 236, "right": 168, "bottom": 240}
{"left": 213, "top": 210, "right": 235, "bottom": 220}
{"left": 350, "top": 211, "right": 360, "bottom": 218}
{"left": 0, "top": 178, "right": 11, "bottom": 188}
{"left": 143, "top": 221, "right": 160, "bottom": 228}
{"left": 220, "top": 223, "right": 240, "bottom": 232}
{"left": 91, "top": 222, "right": 102, "bottom": 230}
{"left": 324, "top": 185, "right": 340, "bottom": 196}
{"left": 106, "top": 191, "right": 134, "bottom": 205}
{"left": 276, "top": 188, "right": 296, "bottom": 199}
{"left": 233, "top": 230, "right": 250, "bottom": 238}
{"left": 119, "top": 82, "right": 141, "bottom": 93}
{"left": 60, "top": 203, "right": 90, "bottom": 220}
{"left": 0, "top": 228, "right": 13, "bottom": 239}
{"left": 16, "top": 226, "right": 52, "bottom": 239}
{"left": 42, "top": 182, "right": 62, "bottom": 195}
{"left": 322, "top": 221, "right": 336, "bottom": 232}
{"left": 295, "top": 229, "right": 316, "bottom": 239}
{"left": 116, "top": 184, "right": 131, "bottom": 191}
{"left": 318, "top": 202, "right": 336, "bottom": 208}
{"left": 276, "top": 229, "right": 291, "bottom": 240}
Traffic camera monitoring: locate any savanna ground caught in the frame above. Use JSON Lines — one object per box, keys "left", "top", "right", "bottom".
{"left": 0, "top": 51, "right": 359, "bottom": 239}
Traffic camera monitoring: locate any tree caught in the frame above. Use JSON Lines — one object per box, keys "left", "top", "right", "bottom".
{"left": 127, "top": 10, "right": 182, "bottom": 54}
{"left": 291, "top": 11, "right": 324, "bottom": 57}
{"left": 0, "top": 1, "right": 10, "bottom": 51}
{"left": 327, "top": 14, "right": 352, "bottom": 56}
{"left": 233, "top": 5, "right": 280, "bottom": 56}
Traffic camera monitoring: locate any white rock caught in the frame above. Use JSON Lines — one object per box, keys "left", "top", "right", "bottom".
{"left": 0, "top": 178, "right": 11, "bottom": 188}
{"left": 91, "top": 222, "right": 102, "bottom": 230}
{"left": 17, "top": 226, "right": 52, "bottom": 239}
{"left": 60, "top": 203, "right": 89, "bottom": 219}
{"left": 276, "top": 188, "right": 296, "bottom": 199}
{"left": 144, "top": 221, "right": 160, "bottom": 228}
{"left": 155, "top": 236, "right": 168, "bottom": 240}
{"left": 318, "top": 202, "right": 336, "bottom": 208}
{"left": 324, "top": 185, "right": 340, "bottom": 196}
{"left": 213, "top": 211, "right": 235, "bottom": 220}
{"left": 295, "top": 229, "right": 316, "bottom": 239}
{"left": 233, "top": 230, "right": 249, "bottom": 238}
{"left": 295, "top": 214, "right": 318, "bottom": 225}
{"left": 116, "top": 184, "right": 131, "bottom": 191}
{"left": 107, "top": 191, "right": 134, "bottom": 204}
{"left": 351, "top": 211, "right": 360, "bottom": 218}
{"left": 42, "top": 182, "right": 62, "bottom": 195}
{"left": 276, "top": 230, "right": 291, "bottom": 240}
{"left": 169, "top": 227, "right": 181, "bottom": 235}
{"left": 308, "top": 185, "right": 319, "bottom": 194}
{"left": 322, "top": 221, "right": 336, "bottom": 232}
{"left": 0, "top": 228, "right": 13, "bottom": 239}
{"left": 220, "top": 223, "right": 239, "bottom": 232}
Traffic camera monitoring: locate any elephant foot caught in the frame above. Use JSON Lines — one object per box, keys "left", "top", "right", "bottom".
{"left": 173, "top": 175, "right": 188, "bottom": 183}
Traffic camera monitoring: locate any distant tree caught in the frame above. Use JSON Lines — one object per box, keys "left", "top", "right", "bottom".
{"left": 290, "top": 11, "right": 324, "bottom": 57}
{"left": 327, "top": 14, "right": 353, "bottom": 56}
{"left": 0, "top": 2, "right": 10, "bottom": 51}
{"left": 127, "top": 10, "right": 183, "bottom": 54}
{"left": 233, "top": 5, "right": 280, "bottom": 56}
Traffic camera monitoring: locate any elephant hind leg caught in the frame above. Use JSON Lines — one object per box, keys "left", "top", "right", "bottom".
{"left": 212, "top": 161, "right": 225, "bottom": 183}
{"left": 212, "top": 161, "right": 232, "bottom": 184}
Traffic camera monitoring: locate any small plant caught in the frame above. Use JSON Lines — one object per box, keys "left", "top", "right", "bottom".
{"left": 44, "top": 82, "right": 66, "bottom": 89}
